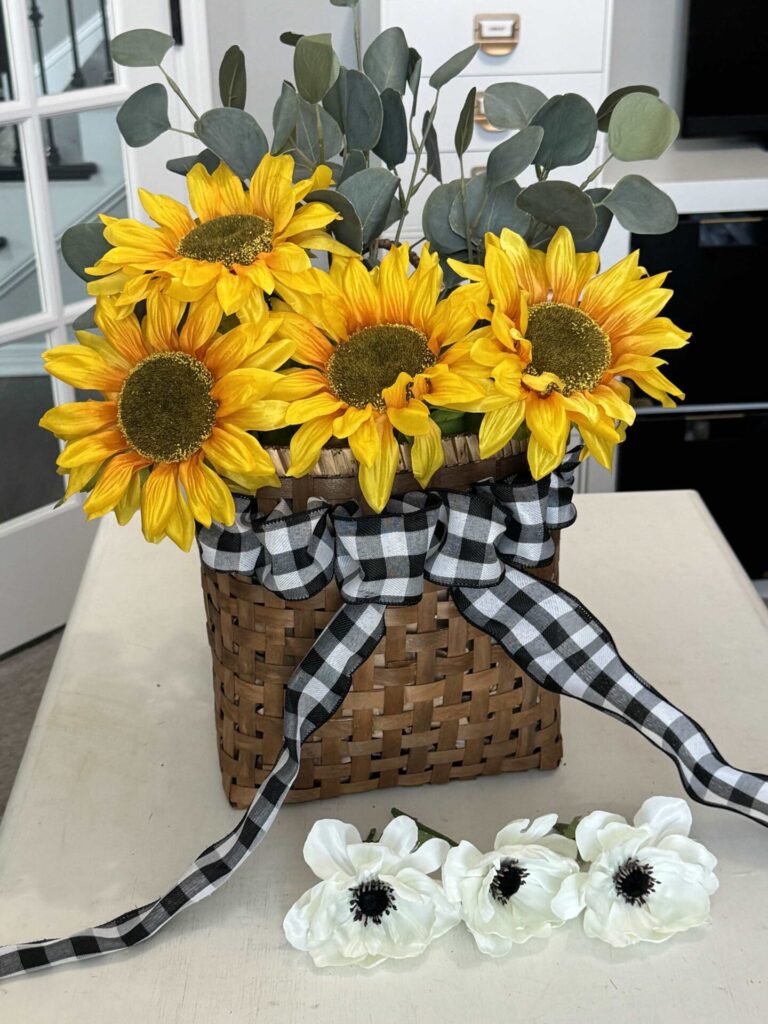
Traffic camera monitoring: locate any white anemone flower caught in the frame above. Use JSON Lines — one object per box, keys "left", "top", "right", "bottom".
{"left": 442, "top": 814, "right": 580, "bottom": 955}
{"left": 283, "top": 816, "right": 460, "bottom": 968}
{"left": 551, "top": 796, "right": 719, "bottom": 948}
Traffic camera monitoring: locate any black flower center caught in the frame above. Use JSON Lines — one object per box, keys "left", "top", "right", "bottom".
{"left": 349, "top": 878, "right": 397, "bottom": 926}
{"left": 525, "top": 301, "right": 611, "bottom": 396}
{"left": 327, "top": 323, "right": 436, "bottom": 411}
{"left": 613, "top": 857, "right": 658, "bottom": 906}
{"left": 490, "top": 858, "right": 529, "bottom": 905}
{"left": 177, "top": 213, "right": 274, "bottom": 268}
{"left": 117, "top": 352, "right": 217, "bottom": 463}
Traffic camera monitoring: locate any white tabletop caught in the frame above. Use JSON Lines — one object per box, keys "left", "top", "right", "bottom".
{"left": 1, "top": 491, "right": 767, "bottom": 1022}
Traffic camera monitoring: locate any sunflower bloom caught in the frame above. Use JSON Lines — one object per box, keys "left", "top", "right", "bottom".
{"left": 272, "top": 244, "right": 490, "bottom": 512}
{"left": 40, "top": 297, "right": 295, "bottom": 549}
{"left": 450, "top": 227, "right": 690, "bottom": 478}
{"left": 85, "top": 153, "right": 358, "bottom": 319}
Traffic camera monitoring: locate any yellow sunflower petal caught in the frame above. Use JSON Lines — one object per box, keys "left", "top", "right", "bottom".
{"left": 114, "top": 467, "right": 143, "bottom": 526}
{"left": 280, "top": 203, "right": 338, "bottom": 238}
{"left": 178, "top": 292, "right": 224, "bottom": 354}
{"left": 40, "top": 400, "right": 117, "bottom": 440}
{"left": 283, "top": 392, "right": 346, "bottom": 426}
{"left": 164, "top": 490, "right": 196, "bottom": 551}
{"left": 292, "top": 163, "right": 334, "bottom": 202}
{"left": 43, "top": 346, "right": 127, "bottom": 392}
{"left": 270, "top": 368, "right": 327, "bottom": 402}
{"left": 211, "top": 368, "right": 281, "bottom": 414}
{"left": 377, "top": 244, "right": 411, "bottom": 323}
{"left": 186, "top": 164, "right": 222, "bottom": 222}
{"left": 545, "top": 226, "right": 579, "bottom": 305}
{"left": 138, "top": 188, "right": 194, "bottom": 238}
{"left": 286, "top": 413, "right": 337, "bottom": 477}
{"left": 143, "top": 290, "right": 183, "bottom": 352}
{"left": 486, "top": 242, "right": 520, "bottom": 317}
{"left": 179, "top": 455, "right": 235, "bottom": 527}
{"left": 497, "top": 229, "right": 549, "bottom": 303}
{"left": 204, "top": 322, "right": 280, "bottom": 378}
{"left": 478, "top": 402, "right": 527, "bottom": 458}
{"left": 527, "top": 435, "right": 565, "bottom": 479}
{"left": 386, "top": 400, "right": 431, "bottom": 436}
{"left": 63, "top": 460, "right": 102, "bottom": 500}
{"left": 357, "top": 417, "right": 399, "bottom": 513}
{"left": 141, "top": 464, "right": 179, "bottom": 543}
{"left": 56, "top": 428, "right": 127, "bottom": 468}
{"left": 215, "top": 269, "right": 254, "bottom": 316}
{"left": 83, "top": 451, "right": 149, "bottom": 519}
{"left": 211, "top": 163, "right": 249, "bottom": 216}
{"left": 333, "top": 403, "right": 373, "bottom": 439}
{"left": 202, "top": 424, "right": 274, "bottom": 478}
{"left": 348, "top": 414, "right": 380, "bottom": 469}
{"left": 524, "top": 392, "right": 569, "bottom": 456}
{"left": 411, "top": 417, "right": 444, "bottom": 488}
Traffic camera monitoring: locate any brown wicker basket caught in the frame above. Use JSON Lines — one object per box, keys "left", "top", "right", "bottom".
{"left": 202, "top": 436, "right": 563, "bottom": 807}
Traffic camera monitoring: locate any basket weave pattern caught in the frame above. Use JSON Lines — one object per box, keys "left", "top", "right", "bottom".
{"left": 202, "top": 437, "right": 562, "bottom": 807}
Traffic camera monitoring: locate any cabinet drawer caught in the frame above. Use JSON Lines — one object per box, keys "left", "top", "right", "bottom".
{"left": 419, "top": 73, "right": 606, "bottom": 153}
{"left": 378, "top": 0, "right": 609, "bottom": 77}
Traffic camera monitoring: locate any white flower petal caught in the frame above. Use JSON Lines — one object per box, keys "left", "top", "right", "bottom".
{"left": 657, "top": 834, "right": 718, "bottom": 883}
{"left": 470, "top": 927, "right": 515, "bottom": 957}
{"left": 551, "top": 871, "right": 588, "bottom": 921}
{"left": 303, "top": 819, "right": 361, "bottom": 880}
{"left": 380, "top": 815, "right": 418, "bottom": 856}
{"left": 633, "top": 796, "right": 692, "bottom": 842}
{"left": 494, "top": 813, "right": 559, "bottom": 849}
{"left": 401, "top": 836, "right": 450, "bottom": 875}
{"left": 575, "top": 810, "right": 627, "bottom": 861}
{"left": 442, "top": 841, "right": 485, "bottom": 902}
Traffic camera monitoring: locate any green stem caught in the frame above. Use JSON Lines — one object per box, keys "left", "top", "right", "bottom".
{"left": 395, "top": 92, "right": 440, "bottom": 244}
{"left": 353, "top": 6, "right": 363, "bottom": 71}
{"left": 169, "top": 127, "right": 198, "bottom": 138}
{"left": 391, "top": 807, "right": 459, "bottom": 847}
{"left": 580, "top": 154, "right": 614, "bottom": 190}
{"left": 161, "top": 66, "right": 200, "bottom": 123}
{"left": 315, "top": 105, "right": 325, "bottom": 164}
{"left": 458, "top": 152, "right": 474, "bottom": 263}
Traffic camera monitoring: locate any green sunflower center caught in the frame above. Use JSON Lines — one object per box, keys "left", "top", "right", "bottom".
{"left": 525, "top": 301, "right": 611, "bottom": 396}
{"left": 326, "top": 323, "right": 436, "bottom": 411}
{"left": 177, "top": 214, "right": 274, "bottom": 268}
{"left": 117, "top": 352, "right": 217, "bottom": 463}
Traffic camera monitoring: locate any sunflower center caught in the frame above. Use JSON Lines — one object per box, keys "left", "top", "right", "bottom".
{"left": 490, "top": 858, "right": 529, "bottom": 905}
{"left": 525, "top": 301, "right": 611, "bottom": 396}
{"left": 349, "top": 878, "right": 397, "bottom": 926}
{"left": 177, "top": 214, "right": 274, "bottom": 268}
{"left": 613, "top": 858, "right": 658, "bottom": 907}
{"left": 327, "top": 323, "right": 436, "bottom": 411}
{"left": 117, "top": 352, "right": 217, "bottom": 463}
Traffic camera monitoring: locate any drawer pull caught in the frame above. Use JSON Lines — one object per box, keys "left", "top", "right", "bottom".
{"left": 474, "top": 92, "right": 504, "bottom": 133}
{"left": 474, "top": 13, "right": 520, "bottom": 57}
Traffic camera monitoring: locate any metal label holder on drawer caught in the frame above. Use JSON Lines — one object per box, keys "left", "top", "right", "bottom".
{"left": 474, "top": 13, "right": 521, "bottom": 57}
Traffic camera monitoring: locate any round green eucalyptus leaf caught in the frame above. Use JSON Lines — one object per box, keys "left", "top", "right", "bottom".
{"left": 294, "top": 33, "right": 340, "bottom": 104}
{"left": 116, "top": 84, "right": 170, "bottom": 147}
{"left": 608, "top": 93, "right": 680, "bottom": 161}
{"left": 455, "top": 87, "right": 477, "bottom": 157}
{"left": 449, "top": 173, "right": 487, "bottom": 238}
{"left": 429, "top": 44, "right": 478, "bottom": 90}
{"left": 478, "top": 180, "right": 531, "bottom": 238}
{"left": 218, "top": 45, "right": 247, "bottom": 109}
{"left": 337, "top": 168, "right": 400, "bottom": 247}
{"left": 601, "top": 174, "right": 678, "bottom": 233}
{"left": 194, "top": 107, "right": 269, "bottom": 179}
{"left": 597, "top": 84, "right": 659, "bottom": 131}
{"left": 306, "top": 188, "right": 363, "bottom": 252}
{"left": 61, "top": 222, "right": 109, "bottom": 281}
{"left": 374, "top": 89, "right": 408, "bottom": 168}
{"left": 364, "top": 27, "right": 410, "bottom": 95}
{"left": 516, "top": 180, "right": 597, "bottom": 238}
{"left": 407, "top": 48, "right": 422, "bottom": 112}
{"left": 575, "top": 187, "right": 613, "bottom": 252}
{"left": 72, "top": 304, "right": 97, "bottom": 332}
{"left": 343, "top": 70, "right": 384, "bottom": 151}
{"left": 483, "top": 82, "right": 547, "bottom": 130}
{"left": 166, "top": 149, "right": 220, "bottom": 176}
{"left": 322, "top": 69, "right": 345, "bottom": 129}
{"left": 486, "top": 126, "right": 544, "bottom": 187}
{"left": 110, "top": 29, "right": 173, "bottom": 68}
{"left": 422, "top": 182, "right": 466, "bottom": 253}
{"left": 272, "top": 82, "right": 298, "bottom": 153}
{"left": 339, "top": 149, "right": 367, "bottom": 182}
{"left": 530, "top": 93, "right": 597, "bottom": 170}
{"left": 295, "top": 97, "right": 343, "bottom": 164}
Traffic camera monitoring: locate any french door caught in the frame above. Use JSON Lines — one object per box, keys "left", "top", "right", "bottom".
{"left": 0, "top": 0, "right": 213, "bottom": 654}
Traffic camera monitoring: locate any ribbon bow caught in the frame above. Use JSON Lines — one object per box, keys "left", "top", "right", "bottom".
{"left": 2, "top": 448, "right": 766, "bottom": 979}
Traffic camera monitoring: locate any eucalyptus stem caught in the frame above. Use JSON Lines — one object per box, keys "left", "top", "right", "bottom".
{"left": 315, "top": 105, "right": 325, "bottom": 163}
{"left": 580, "top": 154, "right": 614, "bottom": 190}
{"left": 391, "top": 807, "right": 458, "bottom": 847}
{"left": 395, "top": 92, "right": 440, "bottom": 244}
{"left": 160, "top": 66, "right": 200, "bottom": 122}
{"left": 458, "top": 152, "right": 474, "bottom": 263}
{"left": 169, "top": 127, "right": 198, "bottom": 138}
{"left": 353, "top": 5, "right": 363, "bottom": 71}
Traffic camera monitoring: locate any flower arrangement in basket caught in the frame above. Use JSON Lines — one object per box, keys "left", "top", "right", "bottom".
{"left": 4, "top": 0, "right": 765, "bottom": 982}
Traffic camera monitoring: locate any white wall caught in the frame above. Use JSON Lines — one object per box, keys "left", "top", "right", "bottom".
{"left": 204, "top": 0, "right": 357, "bottom": 136}
{"left": 609, "top": 0, "right": 689, "bottom": 113}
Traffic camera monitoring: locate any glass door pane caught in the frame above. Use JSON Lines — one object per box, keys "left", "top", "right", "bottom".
{"left": 28, "top": 0, "right": 114, "bottom": 96}
{"left": 0, "top": 131, "right": 43, "bottom": 320}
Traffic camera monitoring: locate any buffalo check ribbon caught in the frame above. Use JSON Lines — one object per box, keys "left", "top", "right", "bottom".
{"left": 2, "top": 447, "right": 766, "bottom": 979}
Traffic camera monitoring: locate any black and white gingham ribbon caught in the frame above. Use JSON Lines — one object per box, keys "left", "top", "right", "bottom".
{"left": 2, "top": 448, "right": 766, "bottom": 979}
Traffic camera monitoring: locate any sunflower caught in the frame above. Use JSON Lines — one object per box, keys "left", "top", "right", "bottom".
{"left": 39, "top": 295, "right": 294, "bottom": 549}
{"left": 85, "top": 153, "right": 357, "bottom": 319}
{"left": 270, "top": 244, "right": 491, "bottom": 511}
{"left": 450, "top": 226, "right": 690, "bottom": 478}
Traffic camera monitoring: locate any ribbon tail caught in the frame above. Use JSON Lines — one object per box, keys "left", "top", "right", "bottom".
{"left": 453, "top": 568, "right": 768, "bottom": 829}
{"left": 0, "top": 603, "right": 387, "bottom": 980}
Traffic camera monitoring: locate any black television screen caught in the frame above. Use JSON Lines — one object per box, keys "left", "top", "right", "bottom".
{"left": 682, "top": 0, "right": 768, "bottom": 138}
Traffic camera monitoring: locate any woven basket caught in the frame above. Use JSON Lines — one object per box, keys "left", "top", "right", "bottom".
{"left": 202, "top": 436, "right": 563, "bottom": 807}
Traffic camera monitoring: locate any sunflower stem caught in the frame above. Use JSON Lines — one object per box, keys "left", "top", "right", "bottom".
{"left": 391, "top": 807, "right": 459, "bottom": 847}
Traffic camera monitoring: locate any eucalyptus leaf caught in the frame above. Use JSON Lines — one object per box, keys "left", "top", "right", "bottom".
{"left": 486, "top": 126, "right": 544, "bottom": 187}
{"left": 575, "top": 187, "right": 613, "bottom": 252}
{"left": 296, "top": 97, "right": 344, "bottom": 165}
{"left": 440, "top": 250, "right": 469, "bottom": 290}
{"left": 407, "top": 48, "right": 422, "bottom": 115}
{"left": 337, "top": 168, "right": 400, "bottom": 247}
{"left": 530, "top": 93, "right": 597, "bottom": 170}
{"left": 330, "top": 0, "right": 359, "bottom": 5}
{"left": 72, "top": 304, "right": 97, "bottom": 332}
{"left": 597, "top": 84, "right": 659, "bottom": 132}
{"left": 194, "top": 107, "right": 269, "bottom": 179}
{"left": 218, "top": 45, "right": 247, "bottom": 109}
{"left": 516, "top": 180, "right": 597, "bottom": 238}
{"left": 449, "top": 173, "right": 487, "bottom": 238}
{"left": 608, "top": 93, "right": 679, "bottom": 161}
{"left": 294, "top": 33, "right": 340, "bottom": 103}
{"left": 110, "top": 28, "right": 173, "bottom": 67}
{"left": 429, "top": 43, "right": 478, "bottom": 90}
{"left": 342, "top": 70, "right": 384, "bottom": 151}
{"left": 364, "top": 27, "right": 410, "bottom": 95}
{"left": 272, "top": 82, "right": 298, "bottom": 153}
{"left": 478, "top": 180, "right": 531, "bottom": 238}
{"left": 423, "top": 111, "right": 441, "bottom": 182}
{"left": 280, "top": 31, "right": 304, "bottom": 47}
{"left": 383, "top": 194, "right": 404, "bottom": 231}
{"left": 455, "top": 87, "right": 477, "bottom": 157}
{"left": 422, "top": 182, "right": 466, "bottom": 253}
{"left": 373, "top": 89, "right": 408, "bottom": 168}
{"left": 116, "top": 84, "right": 170, "bottom": 147}
{"left": 601, "top": 174, "right": 678, "bottom": 233}
{"left": 322, "top": 69, "right": 345, "bottom": 128}
{"left": 61, "top": 222, "right": 109, "bottom": 281}
{"left": 483, "top": 81, "right": 547, "bottom": 130}
{"left": 430, "top": 408, "right": 466, "bottom": 435}
{"left": 340, "top": 149, "right": 367, "bottom": 182}
{"left": 166, "top": 149, "right": 220, "bottom": 176}
{"left": 306, "top": 188, "right": 364, "bottom": 252}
